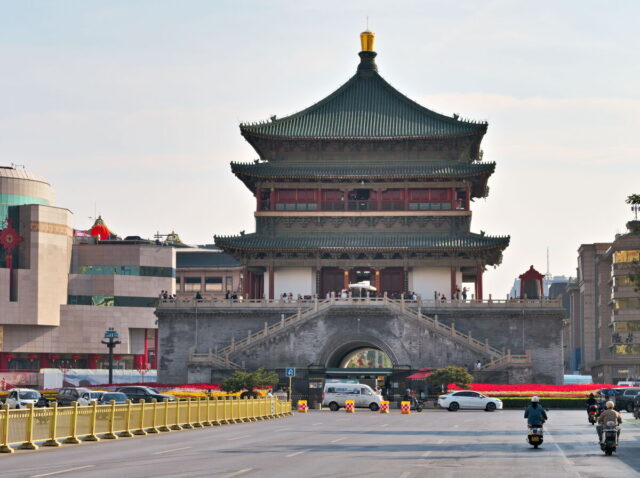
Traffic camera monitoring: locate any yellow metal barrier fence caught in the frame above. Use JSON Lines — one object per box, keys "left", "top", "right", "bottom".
{"left": 0, "top": 398, "right": 292, "bottom": 453}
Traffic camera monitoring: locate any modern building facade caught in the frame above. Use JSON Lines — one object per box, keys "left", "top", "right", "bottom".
{"left": 0, "top": 166, "right": 175, "bottom": 374}
{"left": 175, "top": 247, "right": 241, "bottom": 301}
{"left": 569, "top": 220, "right": 640, "bottom": 382}
{"left": 215, "top": 31, "right": 509, "bottom": 301}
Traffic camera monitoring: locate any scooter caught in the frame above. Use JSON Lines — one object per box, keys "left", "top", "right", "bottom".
{"left": 588, "top": 405, "right": 598, "bottom": 425}
{"left": 527, "top": 423, "right": 544, "bottom": 448}
{"left": 601, "top": 425, "right": 619, "bottom": 456}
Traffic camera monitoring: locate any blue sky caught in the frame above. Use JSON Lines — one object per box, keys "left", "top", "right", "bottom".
{"left": 1, "top": 0, "right": 639, "bottom": 295}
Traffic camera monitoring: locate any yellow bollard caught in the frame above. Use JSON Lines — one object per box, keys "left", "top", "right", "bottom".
{"left": 181, "top": 399, "right": 192, "bottom": 429}
{"left": 0, "top": 403, "right": 13, "bottom": 453}
{"left": 18, "top": 403, "right": 38, "bottom": 450}
{"left": 119, "top": 400, "right": 133, "bottom": 438}
{"left": 83, "top": 401, "right": 100, "bottom": 441}
{"left": 103, "top": 400, "right": 119, "bottom": 439}
{"left": 193, "top": 398, "right": 203, "bottom": 428}
{"left": 63, "top": 402, "right": 81, "bottom": 444}
{"left": 171, "top": 399, "right": 182, "bottom": 430}
{"left": 133, "top": 401, "right": 147, "bottom": 435}
{"left": 379, "top": 401, "right": 390, "bottom": 414}
{"left": 159, "top": 399, "right": 171, "bottom": 432}
{"left": 400, "top": 401, "right": 411, "bottom": 415}
{"left": 344, "top": 400, "right": 355, "bottom": 413}
{"left": 147, "top": 399, "right": 159, "bottom": 433}
{"left": 43, "top": 402, "right": 61, "bottom": 447}
{"left": 297, "top": 400, "right": 308, "bottom": 413}
{"left": 202, "top": 397, "right": 212, "bottom": 426}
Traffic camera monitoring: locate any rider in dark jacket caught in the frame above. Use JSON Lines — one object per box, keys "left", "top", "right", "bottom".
{"left": 524, "top": 396, "right": 547, "bottom": 426}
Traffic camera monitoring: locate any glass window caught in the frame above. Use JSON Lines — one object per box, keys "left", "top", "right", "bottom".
{"left": 613, "top": 276, "right": 634, "bottom": 287}
{"left": 184, "top": 277, "right": 202, "bottom": 292}
{"left": 613, "top": 345, "right": 640, "bottom": 355}
{"left": 78, "top": 265, "right": 175, "bottom": 278}
{"left": 226, "top": 276, "right": 233, "bottom": 291}
{"left": 205, "top": 277, "right": 223, "bottom": 291}
{"left": 614, "top": 298, "right": 640, "bottom": 310}
{"left": 614, "top": 250, "right": 640, "bottom": 263}
{"left": 614, "top": 321, "right": 640, "bottom": 332}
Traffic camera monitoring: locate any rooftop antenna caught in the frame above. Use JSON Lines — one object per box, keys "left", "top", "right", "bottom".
{"left": 366, "top": 16, "right": 369, "bottom": 29}
{"left": 545, "top": 247, "right": 552, "bottom": 281}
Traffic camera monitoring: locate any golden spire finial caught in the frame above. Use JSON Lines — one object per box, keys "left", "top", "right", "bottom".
{"left": 360, "top": 30, "right": 375, "bottom": 52}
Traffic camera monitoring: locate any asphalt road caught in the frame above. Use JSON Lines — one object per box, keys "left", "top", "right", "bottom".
{"left": 1, "top": 409, "right": 639, "bottom": 478}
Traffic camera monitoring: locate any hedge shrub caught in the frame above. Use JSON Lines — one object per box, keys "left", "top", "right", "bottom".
{"left": 499, "top": 397, "right": 585, "bottom": 409}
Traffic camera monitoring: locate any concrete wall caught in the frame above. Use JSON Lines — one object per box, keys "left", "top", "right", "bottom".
{"left": 410, "top": 267, "right": 450, "bottom": 298}
{"left": 274, "top": 267, "right": 314, "bottom": 297}
{"left": 157, "top": 304, "right": 564, "bottom": 385}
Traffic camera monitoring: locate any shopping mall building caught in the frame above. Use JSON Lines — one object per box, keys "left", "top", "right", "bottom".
{"left": 0, "top": 166, "right": 240, "bottom": 382}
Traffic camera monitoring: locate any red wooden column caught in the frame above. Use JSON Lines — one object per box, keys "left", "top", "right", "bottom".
{"left": 268, "top": 265, "right": 274, "bottom": 300}
{"left": 243, "top": 265, "right": 249, "bottom": 298}
{"left": 404, "top": 188, "right": 409, "bottom": 211}
{"left": 475, "top": 266, "right": 484, "bottom": 301}
{"left": 270, "top": 188, "right": 276, "bottom": 211}
{"left": 374, "top": 269, "right": 381, "bottom": 296}
{"left": 450, "top": 267, "right": 456, "bottom": 298}
{"left": 466, "top": 185, "right": 471, "bottom": 210}
{"left": 344, "top": 189, "right": 349, "bottom": 211}
{"left": 143, "top": 329, "right": 149, "bottom": 367}
{"left": 343, "top": 269, "right": 350, "bottom": 290}
{"left": 316, "top": 188, "right": 321, "bottom": 211}
{"left": 87, "top": 354, "right": 100, "bottom": 369}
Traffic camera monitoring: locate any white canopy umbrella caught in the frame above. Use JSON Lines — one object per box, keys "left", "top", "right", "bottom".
{"left": 348, "top": 282, "right": 377, "bottom": 291}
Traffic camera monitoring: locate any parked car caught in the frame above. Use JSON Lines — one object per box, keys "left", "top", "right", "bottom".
{"left": 438, "top": 390, "right": 503, "bottom": 411}
{"left": 615, "top": 388, "right": 640, "bottom": 413}
{"left": 633, "top": 394, "right": 640, "bottom": 420}
{"left": 115, "top": 386, "right": 176, "bottom": 403}
{"left": 56, "top": 387, "right": 93, "bottom": 406}
{"left": 322, "top": 382, "right": 382, "bottom": 411}
{"left": 6, "top": 388, "right": 41, "bottom": 409}
{"left": 78, "top": 390, "right": 104, "bottom": 406}
{"left": 98, "top": 392, "right": 129, "bottom": 405}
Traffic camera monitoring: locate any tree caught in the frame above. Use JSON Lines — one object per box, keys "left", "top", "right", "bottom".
{"left": 627, "top": 194, "right": 640, "bottom": 222}
{"left": 425, "top": 366, "right": 473, "bottom": 392}
{"left": 221, "top": 367, "right": 279, "bottom": 398}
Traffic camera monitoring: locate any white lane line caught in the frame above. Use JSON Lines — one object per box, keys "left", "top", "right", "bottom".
{"left": 437, "top": 438, "right": 445, "bottom": 444}
{"left": 421, "top": 450, "right": 432, "bottom": 458}
{"left": 312, "top": 422, "right": 323, "bottom": 426}
{"left": 152, "top": 446, "right": 191, "bottom": 455}
{"left": 31, "top": 466, "right": 95, "bottom": 478}
{"left": 381, "top": 423, "right": 390, "bottom": 428}
{"left": 274, "top": 427, "right": 291, "bottom": 432}
{"left": 286, "top": 449, "right": 310, "bottom": 458}
{"left": 399, "top": 472, "right": 412, "bottom": 478}
{"left": 224, "top": 469, "right": 253, "bottom": 478}
{"left": 330, "top": 436, "right": 348, "bottom": 443}
{"left": 227, "top": 434, "right": 251, "bottom": 441}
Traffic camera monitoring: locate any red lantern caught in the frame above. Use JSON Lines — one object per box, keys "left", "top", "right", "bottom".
{"left": 71, "top": 355, "right": 81, "bottom": 360}
{"left": 50, "top": 354, "right": 60, "bottom": 360}
{"left": 89, "top": 216, "right": 112, "bottom": 241}
{"left": 114, "top": 355, "right": 122, "bottom": 360}
{"left": 5, "top": 354, "right": 14, "bottom": 359}
{"left": 28, "top": 354, "right": 38, "bottom": 360}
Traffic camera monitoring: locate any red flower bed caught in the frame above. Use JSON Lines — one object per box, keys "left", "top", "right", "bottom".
{"left": 448, "top": 383, "right": 619, "bottom": 392}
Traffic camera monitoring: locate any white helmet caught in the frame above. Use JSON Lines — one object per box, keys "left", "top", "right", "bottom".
{"left": 531, "top": 396, "right": 540, "bottom": 403}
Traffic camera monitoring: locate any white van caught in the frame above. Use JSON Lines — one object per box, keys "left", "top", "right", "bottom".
{"left": 6, "top": 388, "right": 41, "bottom": 409}
{"left": 322, "top": 382, "right": 381, "bottom": 411}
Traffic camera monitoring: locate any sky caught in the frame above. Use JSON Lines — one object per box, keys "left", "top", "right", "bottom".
{"left": 1, "top": 0, "right": 639, "bottom": 296}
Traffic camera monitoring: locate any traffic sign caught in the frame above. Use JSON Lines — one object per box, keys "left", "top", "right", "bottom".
{"left": 285, "top": 368, "right": 295, "bottom": 377}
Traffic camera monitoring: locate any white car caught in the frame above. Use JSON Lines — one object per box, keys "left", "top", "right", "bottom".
{"left": 438, "top": 390, "right": 502, "bottom": 412}
{"left": 6, "top": 388, "right": 41, "bottom": 409}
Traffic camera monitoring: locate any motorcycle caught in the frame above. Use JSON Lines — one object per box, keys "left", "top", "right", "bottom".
{"left": 588, "top": 405, "right": 598, "bottom": 425}
{"left": 601, "top": 425, "right": 619, "bottom": 456}
{"left": 527, "top": 423, "right": 544, "bottom": 448}
{"left": 404, "top": 397, "right": 423, "bottom": 412}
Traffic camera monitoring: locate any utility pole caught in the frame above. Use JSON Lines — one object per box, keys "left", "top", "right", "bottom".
{"left": 101, "top": 328, "right": 121, "bottom": 385}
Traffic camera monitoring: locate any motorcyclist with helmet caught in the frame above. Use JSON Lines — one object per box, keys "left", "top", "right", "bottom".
{"left": 596, "top": 401, "right": 622, "bottom": 444}
{"left": 586, "top": 393, "right": 599, "bottom": 422}
{"left": 524, "top": 396, "right": 547, "bottom": 426}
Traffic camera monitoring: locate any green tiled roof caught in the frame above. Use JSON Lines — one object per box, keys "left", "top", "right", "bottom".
{"left": 231, "top": 161, "right": 495, "bottom": 181}
{"left": 240, "top": 56, "right": 487, "bottom": 141}
{"left": 214, "top": 232, "right": 509, "bottom": 252}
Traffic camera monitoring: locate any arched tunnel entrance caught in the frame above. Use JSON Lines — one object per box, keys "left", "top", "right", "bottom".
{"left": 321, "top": 343, "right": 396, "bottom": 391}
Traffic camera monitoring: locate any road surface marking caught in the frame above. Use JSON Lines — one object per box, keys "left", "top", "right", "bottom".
{"left": 330, "top": 436, "right": 347, "bottom": 443}
{"left": 312, "top": 422, "right": 323, "bottom": 426}
{"left": 421, "top": 450, "right": 432, "bottom": 457}
{"left": 437, "top": 439, "right": 445, "bottom": 444}
{"left": 453, "top": 425, "right": 459, "bottom": 428}
{"left": 399, "top": 472, "right": 412, "bottom": 478}
{"left": 227, "top": 434, "right": 251, "bottom": 441}
{"left": 152, "top": 446, "right": 191, "bottom": 455}
{"left": 274, "top": 427, "right": 290, "bottom": 432}
{"left": 224, "top": 469, "right": 253, "bottom": 478}
{"left": 381, "top": 423, "right": 390, "bottom": 428}
{"left": 286, "top": 449, "right": 309, "bottom": 458}
{"left": 32, "top": 466, "right": 95, "bottom": 478}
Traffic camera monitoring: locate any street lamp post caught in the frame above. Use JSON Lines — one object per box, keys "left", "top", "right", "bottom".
{"left": 101, "top": 328, "right": 121, "bottom": 385}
